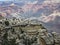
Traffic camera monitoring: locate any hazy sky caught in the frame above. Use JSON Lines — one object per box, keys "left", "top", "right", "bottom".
{"left": 0, "top": 0, "right": 14, "bottom": 1}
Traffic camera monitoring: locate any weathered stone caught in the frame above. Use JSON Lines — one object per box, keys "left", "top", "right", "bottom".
{"left": 0, "top": 18, "right": 60, "bottom": 45}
